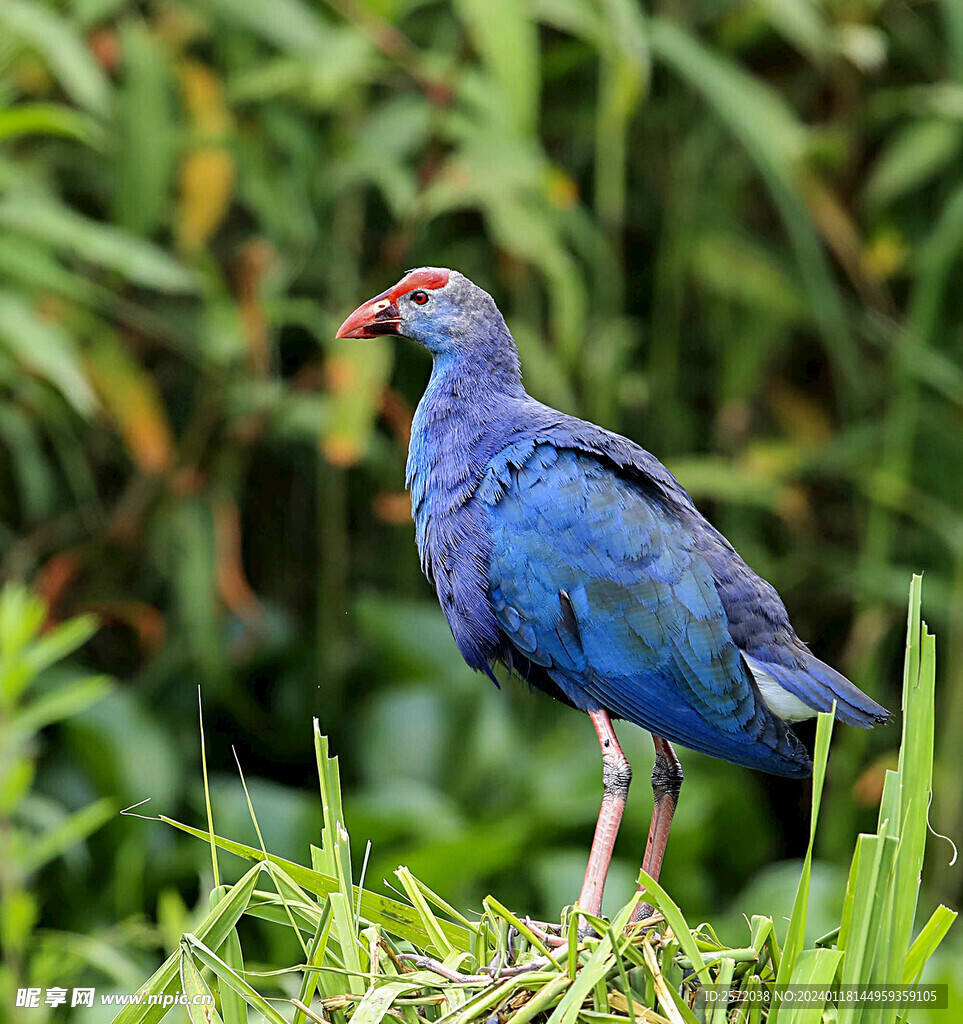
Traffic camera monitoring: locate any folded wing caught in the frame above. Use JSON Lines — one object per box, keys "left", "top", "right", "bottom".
{"left": 480, "top": 441, "right": 812, "bottom": 778}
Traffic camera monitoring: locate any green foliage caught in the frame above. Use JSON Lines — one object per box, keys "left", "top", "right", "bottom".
{"left": 0, "top": 586, "right": 113, "bottom": 1011}
{"left": 111, "top": 577, "right": 954, "bottom": 1024}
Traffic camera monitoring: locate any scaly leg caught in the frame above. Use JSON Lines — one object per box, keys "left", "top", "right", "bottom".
{"left": 399, "top": 711, "right": 634, "bottom": 982}
{"left": 577, "top": 709, "right": 632, "bottom": 918}
{"left": 631, "top": 734, "right": 683, "bottom": 923}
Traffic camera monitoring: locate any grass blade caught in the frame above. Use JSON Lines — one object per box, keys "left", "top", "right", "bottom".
{"left": 158, "top": 816, "right": 471, "bottom": 948}
{"left": 110, "top": 863, "right": 261, "bottom": 1024}
{"left": 180, "top": 940, "right": 224, "bottom": 1024}
{"left": 182, "top": 933, "right": 290, "bottom": 1024}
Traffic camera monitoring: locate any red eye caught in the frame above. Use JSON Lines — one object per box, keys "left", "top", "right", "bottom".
{"left": 411, "top": 290, "right": 429, "bottom": 305}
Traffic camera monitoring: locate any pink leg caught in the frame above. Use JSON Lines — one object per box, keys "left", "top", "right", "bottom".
{"left": 577, "top": 709, "right": 632, "bottom": 918}
{"left": 631, "top": 734, "right": 683, "bottom": 922}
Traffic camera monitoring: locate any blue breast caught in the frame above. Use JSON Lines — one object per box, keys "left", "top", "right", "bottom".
{"left": 406, "top": 368, "right": 505, "bottom": 676}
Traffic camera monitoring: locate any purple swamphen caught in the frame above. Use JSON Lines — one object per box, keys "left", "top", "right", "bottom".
{"left": 337, "top": 268, "right": 889, "bottom": 921}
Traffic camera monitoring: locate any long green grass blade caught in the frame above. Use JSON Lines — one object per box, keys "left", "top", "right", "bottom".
{"left": 158, "top": 815, "right": 471, "bottom": 948}
{"left": 351, "top": 979, "right": 422, "bottom": 1024}
{"left": 179, "top": 940, "right": 224, "bottom": 1024}
{"left": 315, "top": 722, "right": 354, "bottom": 908}
{"left": 209, "top": 886, "right": 248, "bottom": 1024}
{"left": 771, "top": 707, "right": 835, "bottom": 1017}
{"left": 294, "top": 901, "right": 333, "bottom": 1024}
{"left": 903, "top": 904, "right": 958, "bottom": 984}
{"left": 634, "top": 871, "right": 710, "bottom": 985}
{"left": 546, "top": 934, "right": 615, "bottom": 1024}
{"left": 888, "top": 579, "right": 936, "bottom": 984}
{"left": 397, "top": 865, "right": 456, "bottom": 958}
{"left": 182, "top": 933, "right": 290, "bottom": 1024}
{"left": 781, "top": 947, "right": 843, "bottom": 1024}
{"left": 110, "top": 863, "right": 261, "bottom": 1024}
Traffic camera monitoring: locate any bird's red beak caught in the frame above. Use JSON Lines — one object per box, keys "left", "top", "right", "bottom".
{"left": 335, "top": 293, "right": 402, "bottom": 339}
{"left": 336, "top": 268, "right": 450, "bottom": 338}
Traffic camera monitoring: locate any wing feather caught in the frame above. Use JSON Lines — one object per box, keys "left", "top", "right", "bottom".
{"left": 481, "top": 441, "right": 811, "bottom": 777}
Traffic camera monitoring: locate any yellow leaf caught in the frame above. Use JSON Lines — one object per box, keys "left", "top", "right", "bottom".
{"left": 766, "top": 382, "right": 832, "bottom": 445}
{"left": 321, "top": 338, "right": 393, "bottom": 467}
{"left": 177, "top": 147, "right": 234, "bottom": 253}
{"left": 176, "top": 60, "right": 234, "bottom": 252}
{"left": 85, "top": 331, "right": 174, "bottom": 474}
{"left": 179, "top": 59, "right": 231, "bottom": 136}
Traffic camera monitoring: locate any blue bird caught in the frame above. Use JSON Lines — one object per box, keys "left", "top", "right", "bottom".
{"left": 337, "top": 268, "right": 889, "bottom": 919}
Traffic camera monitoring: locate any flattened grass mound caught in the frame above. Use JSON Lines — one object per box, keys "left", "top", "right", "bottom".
{"left": 115, "top": 577, "right": 955, "bottom": 1024}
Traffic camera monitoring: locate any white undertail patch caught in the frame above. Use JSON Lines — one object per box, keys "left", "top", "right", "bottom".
{"left": 748, "top": 662, "right": 817, "bottom": 723}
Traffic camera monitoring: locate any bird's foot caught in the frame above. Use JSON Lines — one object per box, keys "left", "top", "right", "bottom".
{"left": 398, "top": 916, "right": 571, "bottom": 985}
{"left": 396, "top": 954, "right": 488, "bottom": 984}
{"left": 523, "top": 917, "right": 562, "bottom": 936}
{"left": 481, "top": 954, "right": 558, "bottom": 978}
{"left": 624, "top": 904, "right": 664, "bottom": 936}
{"left": 482, "top": 919, "right": 569, "bottom": 977}
{"left": 522, "top": 917, "right": 567, "bottom": 948}
{"left": 398, "top": 948, "right": 563, "bottom": 984}
{"left": 633, "top": 901, "right": 655, "bottom": 923}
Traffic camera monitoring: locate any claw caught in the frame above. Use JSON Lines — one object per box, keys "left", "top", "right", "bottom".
{"left": 397, "top": 953, "right": 488, "bottom": 984}
{"left": 396, "top": 911, "right": 588, "bottom": 985}
{"left": 524, "top": 917, "right": 561, "bottom": 936}
{"left": 523, "top": 918, "right": 567, "bottom": 948}
{"left": 623, "top": 908, "right": 665, "bottom": 937}
{"left": 481, "top": 953, "right": 559, "bottom": 978}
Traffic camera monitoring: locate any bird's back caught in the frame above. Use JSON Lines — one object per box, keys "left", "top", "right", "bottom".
{"left": 470, "top": 411, "right": 887, "bottom": 777}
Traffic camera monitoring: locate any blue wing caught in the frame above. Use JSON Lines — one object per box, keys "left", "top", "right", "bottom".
{"left": 484, "top": 399, "right": 887, "bottom": 731}
{"left": 478, "top": 441, "right": 811, "bottom": 777}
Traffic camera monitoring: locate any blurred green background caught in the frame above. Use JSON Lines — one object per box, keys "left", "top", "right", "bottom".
{"left": 2, "top": 0, "right": 962, "bottom": 1017}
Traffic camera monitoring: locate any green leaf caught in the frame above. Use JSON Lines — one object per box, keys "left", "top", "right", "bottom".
{"left": 23, "top": 613, "right": 99, "bottom": 675}
{"left": 9, "top": 675, "right": 111, "bottom": 744}
{"left": 760, "top": 0, "right": 832, "bottom": 63}
{"left": 634, "top": 870, "right": 711, "bottom": 985}
{"left": 0, "top": 290, "right": 97, "bottom": 414}
{"left": 887, "top": 575, "right": 936, "bottom": 984}
{"left": 773, "top": 707, "right": 835, "bottom": 1002}
{"left": 113, "top": 21, "right": 177, "bottom": 236}
{"left": 781, "top": 947, "right": 843, "bottom": 1024}
{"left": 397, "top": 866, "right": 455, "bottom": 959}
{"left": 454, "top": 0, "right": 540, "bottom": 135}
{"left": 158, "top": 815, "right": 472, "bottom": 950}
{"left": 940, "top": 0, "right": 963, "bottom": 83}
{"left": 0, "top": 0, "right": 111, "bottom": 115}
{"left": 315, "top": 725, "right": 354, "bottom": 910}
{"left": 865, "top": 119, "right": 963, "bottom": 208}
{"left": 209, "top": 888, "right": 248, "bottom": 1024}
{"left": 903, "top": 905, "right": 958, "bottom": 984}
{"left": 293, "top": 901, "right": 333, "bottom": 1024}
{"left": 0, "top": 103, "right": 102, "bottom": 144}
{"left": 179, "top": 941, "right": 224, "bottom": 1024}
{"left": 109, "top": 863, "right": 262, "bottom": 1024}
{"left": 182, "top": 934, "right": 289, "bottom": 1024}
{"left": 195, "top": 0, "right": 333, "bottom": 60}
{"left": 18, "top": 797, "right": 115, "bottom": 876}
{"left": 546, "top": 933, "right": 614, "bottom": 1024}
{"left": 0, "top": 198, "right": 197, "bottom": 293}
{"left": 351, "top": 980, "right": 421, "bottom": 1024}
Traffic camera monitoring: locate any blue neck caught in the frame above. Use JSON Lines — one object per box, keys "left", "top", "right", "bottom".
{"left": 406, "top": 344, "right": 526, "bottom": 573}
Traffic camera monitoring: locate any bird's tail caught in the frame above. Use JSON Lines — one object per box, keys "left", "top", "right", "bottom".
{"left": 745, "top": 649, "right": 889, "bottom": 728}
